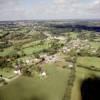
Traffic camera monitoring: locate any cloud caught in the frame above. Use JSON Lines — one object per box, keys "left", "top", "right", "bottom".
{"left": 0, "top": 0, "right": 100, "bottom": 20}
{"left": 87, "top": 0, "right": 100, "bottom": 12}
{"left": 52, "top": 0, "right": 100, "bottom": 19}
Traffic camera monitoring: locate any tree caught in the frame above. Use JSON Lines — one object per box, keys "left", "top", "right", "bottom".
{"left": 66, "top": 33, "right": 72, "bottom": 42}
{"left": 33, "top": 52, "right": 40, "bottom": 58}
{"left": 22, "top": 65, "right": 34, "bottom": 77}
{"left": 13, "top": 44, "right": 22, "bottom": 51}
{"left": 0, "top": 56, "right": 12, "bottom": 68}
{"left": 77, "top": 31, "right": 87, "bottom": 40}
{"left": 88, "top": 32, "right": 96, "bottom": 41}
{"left": 8, "top": 50, "right": 19, "bottom": 58}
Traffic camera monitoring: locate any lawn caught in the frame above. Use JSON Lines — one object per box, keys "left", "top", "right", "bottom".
{"left": 0, "top": 64, "right": 69, "bottom": 100}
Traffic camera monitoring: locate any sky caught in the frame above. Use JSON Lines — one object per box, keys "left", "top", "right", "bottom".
{"left": 0, "top": 0, "right": 100, "bottom": 21}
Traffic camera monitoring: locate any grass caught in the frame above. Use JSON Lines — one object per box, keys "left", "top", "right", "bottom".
{"left": 72, "top": 54, "right": 100, "bottom": 100}
{"left": 71, "top": 62, "right": 100, "bottom": 100}
{"left": 0, "top": 47, "right": 13, "bottom": 56}
{"left": 90, "top": 41, "right": 100, "bottom": 49}
{"left": 23, "top": 43, "right": 50, "bottom": 55}
{"left": 0, "top": 68, "right": 14, "bottom": 78}
{"left": 93, "top": 37, "right": 100, "bottom": 42}
{"left": 22, "top": 40, "right": 41, "bottom": 48}
{"left": 69, "top": 32, "right": 78, "bottom": 39}
{"left": 0, "top": 64, "right": 69, "bottom": 100}
{"left": 77, "top": 56, "right": 100, "bottom": 69}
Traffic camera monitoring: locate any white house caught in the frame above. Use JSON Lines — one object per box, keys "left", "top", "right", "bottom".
{"left": 14, "top": 70, "right": 21, "bottom": 75}
{"left": 40, "top": 71, "right": 47, "bottom": 77}
{"left": 68, "top": 63, "right": 74, "bottom": 68}
{"left": 26, "top": 59, "right": 30, "bottom": 64}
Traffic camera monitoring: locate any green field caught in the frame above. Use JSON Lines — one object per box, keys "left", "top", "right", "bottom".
{"left": 0, "top": 27, "right": 100, "bottom": 100}
{"left": 70, "top": 32, "right": 78, "bottom": 39}
{"left": 77, "top": 56, "right": 100, "bottom": 68}
{"left": 90, "top": 41, "right": 100, "bottom": 49}
{"left": 0, "top": 40, "right": 51, "bottom": 56}
{"left": 0, "top": 47, "right": 13, "bottom": 57}
{"left": 71, "top": 56, "right": 100, "bottom": 100}
{"left": 23, "top": 44, "right": 50, "bottom": 55}
{"left": 0, "top": 64, "right": 69, "bottom": 100}
{"left": 0, "top": 68, "right": 14, "bottom": 78}
{"left": 71, "top": 66, "right": 100, "bottom": 100}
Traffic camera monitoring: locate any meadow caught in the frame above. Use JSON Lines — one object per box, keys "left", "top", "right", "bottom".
{"left": 0, "top": 64, "right": 69, "bottom": 100}
{"left": 77, "top": 56, "right": 100, "bottom": 68}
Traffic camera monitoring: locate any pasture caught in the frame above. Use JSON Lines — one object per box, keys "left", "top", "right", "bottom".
{"left": 0, "top": 64, "right": 69, "bottom": 100}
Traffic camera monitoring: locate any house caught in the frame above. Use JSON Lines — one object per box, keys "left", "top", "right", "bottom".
{"left": 40, "top": 71, "right": 47, "bottom": 77}
{"left": 68, "top": 62, "right": 74, "bottom": 68}
{"left": 26, "top": 59, "right": 30, "bottom": 64}
{"left": 14, "top": 70, "right": 21, "bottom": 75}
{"left": 14, "top": 64, "right": 21, "bottom": 75}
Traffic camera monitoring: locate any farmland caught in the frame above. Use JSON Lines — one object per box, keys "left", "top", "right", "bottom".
{"left": 0, "top": 20, "right": 100, "bottom": 100}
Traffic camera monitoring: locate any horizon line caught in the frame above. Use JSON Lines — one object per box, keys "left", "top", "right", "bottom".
{"left": 0, "top": 18, "right": 100, "bottom": 22}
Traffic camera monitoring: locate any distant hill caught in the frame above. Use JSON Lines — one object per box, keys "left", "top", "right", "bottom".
{"left": 0, "top": 20, "right": 100, "bottom": 32}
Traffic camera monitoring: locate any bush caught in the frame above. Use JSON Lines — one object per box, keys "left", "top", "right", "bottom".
{"left": 33, "top": 53, "right": 40, "bottom": 58}
{"left": 3, "top": 80, "right": 8, "bottom": 85}
{"left": 96, "top": 47, "right": 100, "bottom": 57}
{"left": 0, "top": 57, "right": 12, "bottom": 68}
